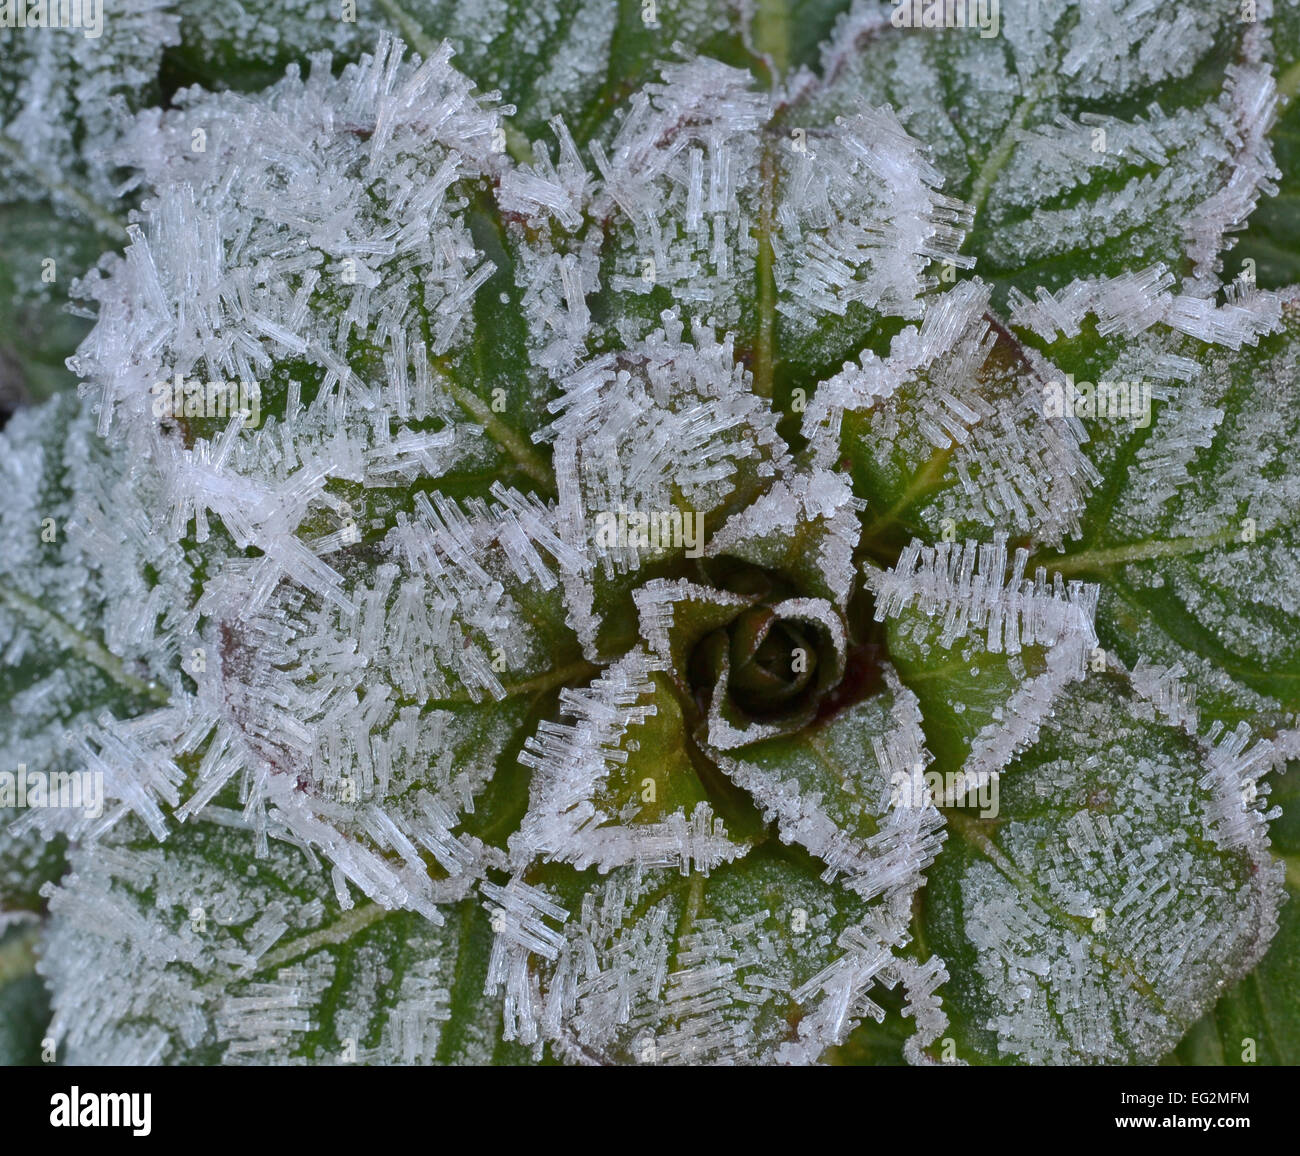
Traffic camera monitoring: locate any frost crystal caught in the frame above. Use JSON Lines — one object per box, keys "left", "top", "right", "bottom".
{"left": 513, "top": 649, "right": 743, "bottom": 875}
{"left": 870, "top": 534, "right": 1099, "bottom": 794}
{"left": 1, "top": 1, "right": 1295, "bottom": 1071}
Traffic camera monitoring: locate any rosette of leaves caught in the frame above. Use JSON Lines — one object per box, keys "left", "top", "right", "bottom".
{"left": 1, "top": 0, "right": 1298, "bottom": 1067}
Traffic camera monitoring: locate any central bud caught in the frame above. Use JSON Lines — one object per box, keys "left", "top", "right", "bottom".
{"left": 726, "top": 608, "right": 818, "bottom": 714}
{"left": 678, "top": 564, "right": 848, "bottom": 749}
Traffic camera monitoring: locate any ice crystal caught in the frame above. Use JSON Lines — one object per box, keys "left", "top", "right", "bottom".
{"left": 0, "top": 1, "right": 1296, "bottom": 1068}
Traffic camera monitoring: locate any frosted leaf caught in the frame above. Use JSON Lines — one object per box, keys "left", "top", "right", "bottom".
{"left": 496, "top": 117, "right": 599, "bottom": 374}
{"left": 1024, "top": 285, "right": 1300, "bottom": 731}
{"left": 83, "top": 35, "right": 508, "bottom": 439}
{"left": 54, "top": 38, "right": 594, "bottom": 883}
{"left": 1234, "top": 0, "right": 1300, "bottom": 289}
{"left": 807, "top": 0, "right": 1279, "bottom": 299}
{"left": 924, "top": 673, "right": 1285, "bottom": 1064}
{"left": 1172, "top": 756, "right": 1300, "bottom": 1065}
{"left": 0, "top": 2, "right": 180, "bottom": 397}
{"left": 491, "top": 853, "right": 940, "bottom": 1064}
{"left": 542, "top": 312, "right": 788, "bottom": 549}
{"left": 585, "top": 58, "right": 767, "bottom": 339}
{"left": 713, "top": 669, "right": 946, "bottom": 904}
{"left": 501, "top": 53, "right": 970, "bottom": 372}
{"left": 806, "top": 280, "right": 1099, "bottom": 547}
{"left": 538, "top": 311, "right": 789, "bottom": 658}
{"left": 38, "top": 818, "right": 517, "bottom": 1063}
{"left": 511, "top": 648, "right": 750, "bottom": 875}
{"left": 174, "top": 0, "right": 742, "bottom": 139}
{"left": 0, "top": 2, "right": 179, "bottom": 207}
{"left": 10, "top": 215, "right": 572, "bottom": 936}
{"left": 1008, "top": 264, "right": 1284, "bottom": 349}
{"left": 705, "top": 467, "right": 865, "bottom": 609}
{"left": 501, "top": 560, "right": 950, "bottom": 1062}
{"left": 774, "top": 104, "right": 973, "bottom": 333}
{"left": 870, "top": 533, "right": 1100, "bottom": 799}
{"left": 0, "top": 394, "right": 190, "bottom": 696}
{"left": 0, "top": 394, "right": 191, "bottom": 899}
{"left": 775, "top": 936, "right": 952, "bottom": 1067}
{"left": 633, "top": 578, "right": 753, "bottom": 681}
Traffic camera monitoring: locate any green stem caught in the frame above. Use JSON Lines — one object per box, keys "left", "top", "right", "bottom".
{"left": 1030, "top": 530, "right": 1240, "bottom": 577}
{"left": 255, "top": 902, "right": 388, "bottom": 972}
{"left": 753, "top": 137, "right": 779, "bottom": 400}
{"left": 419, "top": 658, "right": 601, "bottom": 707}
{"left": 0, "top": 583, "right": 169, "bottom": 706}
{"left": 856, "top": 444, "right": 955, "bottom": 553}
{"left": 0, "top": 134, "right": 129, "bottom": 245}
{"left": 965, "top": 87, "right": 1041, "bottom": 226}
{"left": 442, "top": 378, "right": 556, "bottom": 495}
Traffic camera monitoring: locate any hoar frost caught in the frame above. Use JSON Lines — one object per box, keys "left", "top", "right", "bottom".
{"left": 0, "top": 0, "right": 1296, "bottom": 1067}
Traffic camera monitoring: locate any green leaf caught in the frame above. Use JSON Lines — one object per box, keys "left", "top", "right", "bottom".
{"left": 867, "top": 529, "right": 1099, "bottom": 788}
{"left": 37, "top": 818, "right": 526, "bottom": 1063}
{"left": 0, "top": 204, "right": 99, "bottom": 410}
{"left": 0, "top": 394, "right": 179, "bottom": 907}
{"left": 714, "top": 674, "right": 947, "bottom": 902}
{"left": 825, "top": 282, "right": 1094, "bottom": 556}
{"left": 922, "top": 671, "right": 1284, "bottom": 1064}
{"left": 529, "top": 318, "right": 792, "bottom": 660}
{"left": 497, "top": 53, "right": 972, "bottom": 404}
{"left": 165, "top": 0, "right": 859, "bottom": 155}
{"left": 0, "top": 11, "right": 179, "bottom": 406}
{"left": 807, "top": 3, "right": 1273, "bottom": 305}
{"left": 1173, "top": 757, "right": 1300, "bottom": 1065}
{"left": 1235, "top": 3, "right": 1300, "bottom": 288}
{"left": 510, "top": 846, "right": 938, "bottom": 1064}
{"left": 1022, "top": 295, "right": 1300, "bottom": 730}
{"left": 511, "top": 652, "right": 764, "bottom": 873}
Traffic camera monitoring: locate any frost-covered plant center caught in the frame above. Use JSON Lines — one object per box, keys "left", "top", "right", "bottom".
{"left": 0, "top": 0, "right": 1298, "bottom": 1067}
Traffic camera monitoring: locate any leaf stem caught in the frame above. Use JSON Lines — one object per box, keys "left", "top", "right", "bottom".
{"left": 255, "top": 902, "right": 389, "bottom": 972}
{"left": 753, "top": 134, "right": 779, "bottom": 399}
{"left": 442, "top": 371, "right": 557, "bottom": 496}
{"left": 419, "top": 658, "right": 601, "bottom": 707}
{"left": 0, "top": 133, "right": 129, "bottom": 245}
{"left": 1029, "top": 530, "right": 1240, "bottom": 577}
{"left": 856, "top": 443, "right": 955, "bottom": 553}
{"left": 0, "top": 583, "right": 170, "bottom": 706}
{"left": 965, "top": 87, "right": 1040, "bottom": 226}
